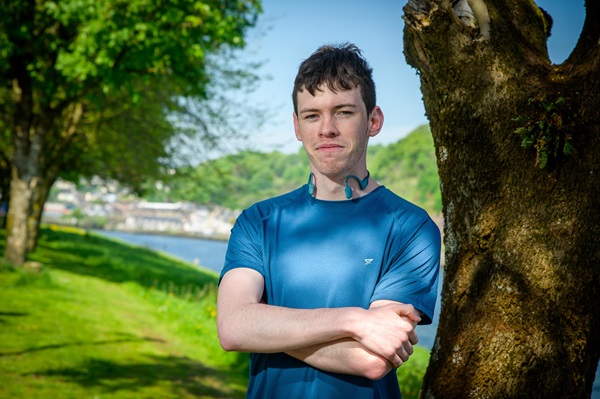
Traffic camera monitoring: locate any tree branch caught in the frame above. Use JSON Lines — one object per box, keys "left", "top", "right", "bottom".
{"left": 566, "top": 0, "right": 600, "bottom": 66}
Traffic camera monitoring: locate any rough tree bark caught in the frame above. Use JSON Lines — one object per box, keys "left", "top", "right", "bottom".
{"left": 403, "top": 0, "right": 600, "bottom": 397}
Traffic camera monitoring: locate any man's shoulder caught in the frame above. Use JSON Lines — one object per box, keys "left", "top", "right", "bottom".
{"left": 254, "top": 186, "right": 304, "bottom": 207}
{"left": 377, "top": 187, "right": 431, "bottom": 219}
{"left": 243, "top": 187, "right": 305, "bottom": 218}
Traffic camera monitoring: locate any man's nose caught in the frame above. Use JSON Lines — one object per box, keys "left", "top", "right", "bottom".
{"left": 319, "top": 115, "right": 340, "bottom": 137}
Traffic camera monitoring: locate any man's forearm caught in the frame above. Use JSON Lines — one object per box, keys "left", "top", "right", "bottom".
{"left": 287, "top": 338, "right": 394, "bottom": 381}
{"left": 218, "top": 299, "right": 417, "bottom": 368}
{"left": 217, "top": 301, "right": 364, "bottom": 353}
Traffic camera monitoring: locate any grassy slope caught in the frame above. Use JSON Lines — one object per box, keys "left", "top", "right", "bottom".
{"left": 0, "top": 226, "right": 429, "bottom": 398}
{"left": 0, "top": 226, "right": 247, "bottom": 399}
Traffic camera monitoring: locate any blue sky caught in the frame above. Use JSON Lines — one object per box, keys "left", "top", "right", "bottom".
{"left": 237, "top": 0, "right": 586, "bottom": 154}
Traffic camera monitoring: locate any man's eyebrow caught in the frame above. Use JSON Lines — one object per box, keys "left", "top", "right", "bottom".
{"left": 298, "top": 104, "right": 358, "bottom": 113}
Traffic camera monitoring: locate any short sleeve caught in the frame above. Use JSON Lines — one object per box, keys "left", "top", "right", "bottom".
{"left": 371, "top": 214, "right": 441, "bottom": 324}
{"left": 219, "top": 206, "right": 265, "bottom": 284}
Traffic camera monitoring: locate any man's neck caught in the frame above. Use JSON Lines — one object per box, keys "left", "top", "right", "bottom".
{"left": 308, "top": 171, "right": 379, "bottom": 200}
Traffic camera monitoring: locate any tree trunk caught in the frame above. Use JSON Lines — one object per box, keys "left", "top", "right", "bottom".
{"left": 403, "top": 0, "right": 600, "bottom": 397}
{"left": 3, "top": 62, "right": 40, "bottom": 266}
{"left": 27, "top": 173, "right": 56, "bottom": 252}
{"left": 4, "top": 179, "right": 32, "bottom": 266}
{"left": 4, "top": 137, "right": 41, "bottom": 266}
{"left": 3, "top": 82, "right": 82, "bottom": 264}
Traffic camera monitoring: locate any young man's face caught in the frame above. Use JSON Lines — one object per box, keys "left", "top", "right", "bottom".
{"left": 293, "top": 85, "right": 383, "bottom": 182}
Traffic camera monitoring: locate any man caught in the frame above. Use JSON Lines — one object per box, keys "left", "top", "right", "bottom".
{"left": 217, "top": 43, "right": 440, "bottom": 398}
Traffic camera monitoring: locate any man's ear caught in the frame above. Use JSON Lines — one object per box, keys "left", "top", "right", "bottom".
{"left": 293, "top": 112, "right": 302, "bottom": 141}
{"left": 368, "top": 106, "right": 384, "bottom": 138}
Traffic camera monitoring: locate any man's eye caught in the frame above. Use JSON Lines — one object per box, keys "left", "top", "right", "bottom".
{"left": 338, "top": 110, "right": 353, "bottom": 115}
{"left": 304, "top": 114, "right": 318, "bottom": 120}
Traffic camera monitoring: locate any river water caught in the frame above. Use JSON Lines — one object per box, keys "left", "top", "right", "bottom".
{"left": 97, "top": 230, "right": 230, "bottom": 273}
{"left": 96, "top": 230, "right": 599, "bottom": 396}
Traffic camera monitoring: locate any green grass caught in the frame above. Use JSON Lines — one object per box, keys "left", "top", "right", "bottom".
{"left": 398, "top": 346, "right": 430, "bottom": 398}
{"left": 0, "top": 226, "right": 429, "bottom": 398}
{"left": 0, "top": 226, "right": 247, "bottom": 399}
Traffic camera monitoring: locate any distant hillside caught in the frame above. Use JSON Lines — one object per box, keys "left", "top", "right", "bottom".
{"left": 369, "top": 125, "right": 441, "bottom": 214}
{"left": 148, "top": 125, "right": 441, "bottom": 215}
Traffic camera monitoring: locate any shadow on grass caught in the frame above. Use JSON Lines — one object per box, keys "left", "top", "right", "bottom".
{"left": 33, "top": 354, "right": 247, "bottom": 398}
{"left": 31, "top": 227, "right": 218, "bottom": 295}
{"left": 0, "top": 311, "right": 28, "bottom": 316}
{"left": 0, "top": 335, "right": 165, "bottom": 357}
{"left": 0, "top": 311, "right": 29, "bottom": 325}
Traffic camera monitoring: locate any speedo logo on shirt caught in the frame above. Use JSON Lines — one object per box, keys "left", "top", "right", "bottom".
{"left": 364, "top": 259, "right": 373, "bottom": 266}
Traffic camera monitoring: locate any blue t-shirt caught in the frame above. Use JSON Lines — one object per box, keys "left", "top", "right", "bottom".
{"left": 221, "top": 185, "right": 441, "bottom": 399}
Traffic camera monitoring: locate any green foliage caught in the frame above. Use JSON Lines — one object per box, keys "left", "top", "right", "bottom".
{"left": 146, "top": 125, "right": 442, "bottom": 214}
{"left": 369, "top": 125, "right": 441, "bottom": 213}
{"left": 1, "top": 0, "right": 261, "bottom": 103}
{"left": 0, "top": 0, "right": 263, "bottom": 199}
{"left": 0, "top": 226, "right": 248, "bottom": 398}
{"left": 148, "top": 148, "right": 310, "bottom": 210}
{"left": 512, "top": 96, "right": 574, "bottom": 169}
{"left": 61, "top": 78, "right": 179, "bottom": 192}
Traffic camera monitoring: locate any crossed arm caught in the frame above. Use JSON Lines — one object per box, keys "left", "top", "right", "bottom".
{"left": 216, "top": 267, "right": 421, "bottom": 380}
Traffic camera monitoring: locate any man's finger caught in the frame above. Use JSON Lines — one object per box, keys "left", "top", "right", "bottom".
{"left": 391, "top": 353, "right": 403, "bottom": 368}
{"left": 408, "top": 330, "right": 419, "bottom": 345}
{"left": 398, "top": 346, "right": 411, "bottom": 362}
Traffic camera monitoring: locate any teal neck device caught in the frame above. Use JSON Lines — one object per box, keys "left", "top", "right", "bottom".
{"left": 307, "top": 171, "right": 370, "bottom": 199}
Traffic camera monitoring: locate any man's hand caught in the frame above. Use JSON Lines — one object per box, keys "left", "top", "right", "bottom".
{"left": 352, "top": 301, "right": 421, "bottom": 368}
{"left": 285, "top": 301, "right": 422, "bottom": 379}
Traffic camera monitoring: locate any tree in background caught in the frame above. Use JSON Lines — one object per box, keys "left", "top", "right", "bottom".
{"left": 22, "top": 77, "right": 179, "bottom": 251}
{"left": 0, "top": 0, "right": 261, "bottom": 266}
{"left": 403, "top": 0, "right": 599, "bottom": 396}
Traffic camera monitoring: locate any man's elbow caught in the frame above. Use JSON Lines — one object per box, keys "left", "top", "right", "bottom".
{"left": 218, "top": 334, "right": 238, "bottom": 352}
{"left": 217, "top": 321, "right": 244, "bottom": 352}
{"left": 360, "top": 356, "right": 394, "bottom": 381}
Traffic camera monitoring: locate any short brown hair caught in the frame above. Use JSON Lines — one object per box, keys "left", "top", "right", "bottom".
{"left": 292, "top": 43, "right": 376, "bottom": 114}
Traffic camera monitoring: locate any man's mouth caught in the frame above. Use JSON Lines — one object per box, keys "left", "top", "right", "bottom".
{"left": 316, "top": 144, "right": 343, "bottom": 151}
